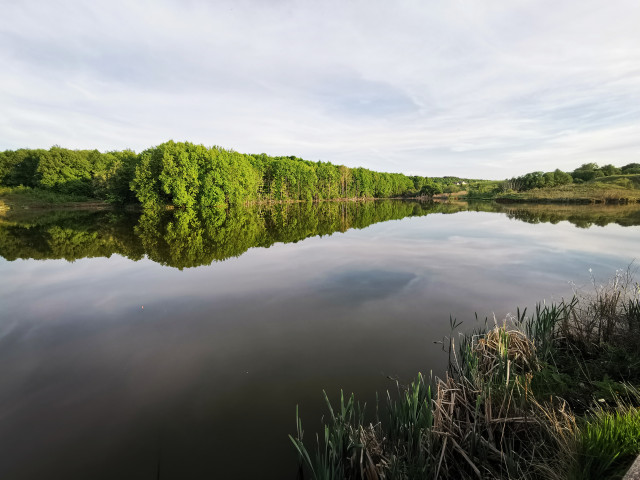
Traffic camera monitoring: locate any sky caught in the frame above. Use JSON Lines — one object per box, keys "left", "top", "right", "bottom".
{"left": 1, "top": 0, "right": 639, "bottom": 178}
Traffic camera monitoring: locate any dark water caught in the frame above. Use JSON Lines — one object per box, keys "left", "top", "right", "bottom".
{"left": 1, "top": 200, "right": 639, "bottom": 479}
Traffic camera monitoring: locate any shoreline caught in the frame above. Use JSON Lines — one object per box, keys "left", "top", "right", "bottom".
{"left": 2, "top": 185, "right": 640, "bottom": 228}
{"left": 2, "top": 190, "right": 640, "bottom": 221}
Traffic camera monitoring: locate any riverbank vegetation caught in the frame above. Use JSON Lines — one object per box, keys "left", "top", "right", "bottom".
{"left": 2, "top": 144, "right": 638, "bottom": 208}
{"left": 291, "top": 268, "right": 640, "bottom": 479}
{"left": 493, "top": 181, "right": 640, "bottom": 204}
{"left": 467, "top": 163, "right": 640, "bottom": 204}
{"left": 0, "top": 142, "right": 466, "bottom": 209}
{"left": 0, "top": 185, "right": 109, "bottom": 211}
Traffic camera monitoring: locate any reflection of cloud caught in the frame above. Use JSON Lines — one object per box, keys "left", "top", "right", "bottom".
{"left": 316, "top": 269, "right": 416, "bottom": 305}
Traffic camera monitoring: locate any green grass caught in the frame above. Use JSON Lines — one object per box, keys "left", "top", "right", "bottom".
{"left": 290, "top": 391, "right": 370, "bottom": 480}
{"left": 593, "top": 174, "right": 640, "bottom": 189}
{"left": 463, "top": 174, "right": 640, "bottom": 203}
{"left": 494, "top": 177, "right": 640, "bottom": 204}
{"left": 570, "top": 406, "right": 640, "bottom": 480}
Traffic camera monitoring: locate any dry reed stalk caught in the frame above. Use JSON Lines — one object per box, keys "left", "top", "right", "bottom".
{"left": 429, "top": 323, "right": 575, "bottom": 479}
{"left": 353, "top": 424, "right": 387, "bottom": 480}
{"left": 473, "top": 325, "right": 539, "bottom": 378}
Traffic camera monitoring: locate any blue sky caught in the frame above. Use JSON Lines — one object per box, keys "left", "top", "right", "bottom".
{"left": 1, "top": 0, "right": 639, "bottom": 178}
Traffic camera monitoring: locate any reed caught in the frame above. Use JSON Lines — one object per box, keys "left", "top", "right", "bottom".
{"left": 291, "top": 268, "right": 640, "bottom": 479}
{"left": 289, "top": 391, "right": 372, "bottom": 480}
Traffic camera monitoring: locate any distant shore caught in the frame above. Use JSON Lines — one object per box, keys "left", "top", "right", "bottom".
{"left": 464, "top": 175, "right": 640, "bottom": 204}
{"left": 2, "top": 182, "right": 640, "bottom": 222}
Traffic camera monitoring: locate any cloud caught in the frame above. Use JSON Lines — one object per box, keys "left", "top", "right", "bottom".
{"left": 1, "top": 0, "right": 639, "bottom": 178}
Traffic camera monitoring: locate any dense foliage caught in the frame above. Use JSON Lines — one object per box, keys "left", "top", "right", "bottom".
{"left": 0, "top": 142, "right": 467, "bottom": 207}
{"left": 4, "top": 143, "right": 635, "bottom": 205}
{"left": 0, "top": 146, "right": 139, "bottom": 203}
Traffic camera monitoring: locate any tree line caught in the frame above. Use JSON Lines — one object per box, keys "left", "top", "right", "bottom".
{"left": 502, "top": 162, "right": 640, "bottom": 192}
{"left": 0, "top": 141, "right": 466, "bottom": 207}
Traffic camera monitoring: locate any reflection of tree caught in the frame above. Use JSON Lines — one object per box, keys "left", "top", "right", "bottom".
{"left": 500, "top": 204, "right": 640, "bottom": 229}
{"left": 0, "top": 210, "right": 144, "bottom": 262}
{"left": 3, "top": 201, "right": 640, "bottom": 268}
{"left": 136, "top": 207, "right": 266, "bottom": 268}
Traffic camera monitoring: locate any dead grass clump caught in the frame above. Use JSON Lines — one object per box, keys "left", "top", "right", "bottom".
{"left": 473, "top": 323, "right": 539, "bottom": 378}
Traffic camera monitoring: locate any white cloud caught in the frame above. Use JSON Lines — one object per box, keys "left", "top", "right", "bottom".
{"left": 1, "top": 0, "right": 639, "bottom": 178}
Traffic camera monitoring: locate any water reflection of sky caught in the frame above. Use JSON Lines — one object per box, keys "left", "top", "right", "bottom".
{"left": 0, "top": 210, "right": 638, "bottom": 479}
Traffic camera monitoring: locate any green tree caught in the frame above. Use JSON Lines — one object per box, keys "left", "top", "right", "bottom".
{"left": 36, "top": 147, "right": 92, "bottom": 195}
{"left": 621, "top": 163, "right": 640, "bottom": 174}
{"left": 552, "top": 169, "right": 573, "bottom": 186}
{"left": 600, "top": 164, "right": 622, "bottom": 176}
{"left": 572, "top": 163, "right": 601, "bottom": 182}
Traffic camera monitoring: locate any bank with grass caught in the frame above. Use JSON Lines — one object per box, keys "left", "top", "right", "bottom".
{"left": 291, "top": 269, "right": 640, "bottom": 479}
{"left": 3, "top": 144, "right": 640, "bottom": 209}
{"left": 494, "top": 181, "right": 640, "bottom": 204}
{"left": 0, "top": 186, "right": 110, "bottom": 212}
{"left": 466, "top": 172, "right": 640, "bottom": 204}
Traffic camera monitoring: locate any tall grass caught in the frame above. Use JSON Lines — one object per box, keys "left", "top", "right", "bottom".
{"left": 385, "top": 373, "right": 436, "bottom": 478}
{"left": 291, "top": 268, "right": 640, "bottom": 479}
{"left": 290, "top": 391, "right": 377, "bottom": 480}
{"left": 570, "top": 403, "right": 640, "bottom": 480}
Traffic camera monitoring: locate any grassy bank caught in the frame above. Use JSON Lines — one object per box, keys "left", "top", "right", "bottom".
{"left": 0, "top": 186, "right": 109, "bottom": 212}
{"left": 464, "top": 175, "right": 640, "bottom": 204}
{"left": 496, "top": 182, "right": 640, "bottom": 204}
{"left": 291, "top": 269, "right": 640, "bottom": 479}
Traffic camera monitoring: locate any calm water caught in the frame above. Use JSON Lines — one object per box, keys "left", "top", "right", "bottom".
{"left": 1, "top": 200, "right": 639, "bottom": 479}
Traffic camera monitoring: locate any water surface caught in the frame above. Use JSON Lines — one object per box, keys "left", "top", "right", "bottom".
{"left": 0, "top": 200, "right": 639, "bottom": 479}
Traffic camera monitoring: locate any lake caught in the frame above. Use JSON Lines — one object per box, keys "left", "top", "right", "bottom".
{"left": 0, "top": 200, "right": 639, "bottom": 479}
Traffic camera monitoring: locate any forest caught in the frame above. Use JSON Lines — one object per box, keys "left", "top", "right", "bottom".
{"left": 0, "top": 142, "right": 464, "bottom": 208}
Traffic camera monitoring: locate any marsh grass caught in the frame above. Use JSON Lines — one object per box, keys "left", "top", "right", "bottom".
{"left": 570, "top": 401, "right": 640, "bottom": 480}
{"left": 291, "top": 268, "right": 640, "bottom": 479}
{"left": 290, "top": 391, "right": 382, "bottom": 480}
